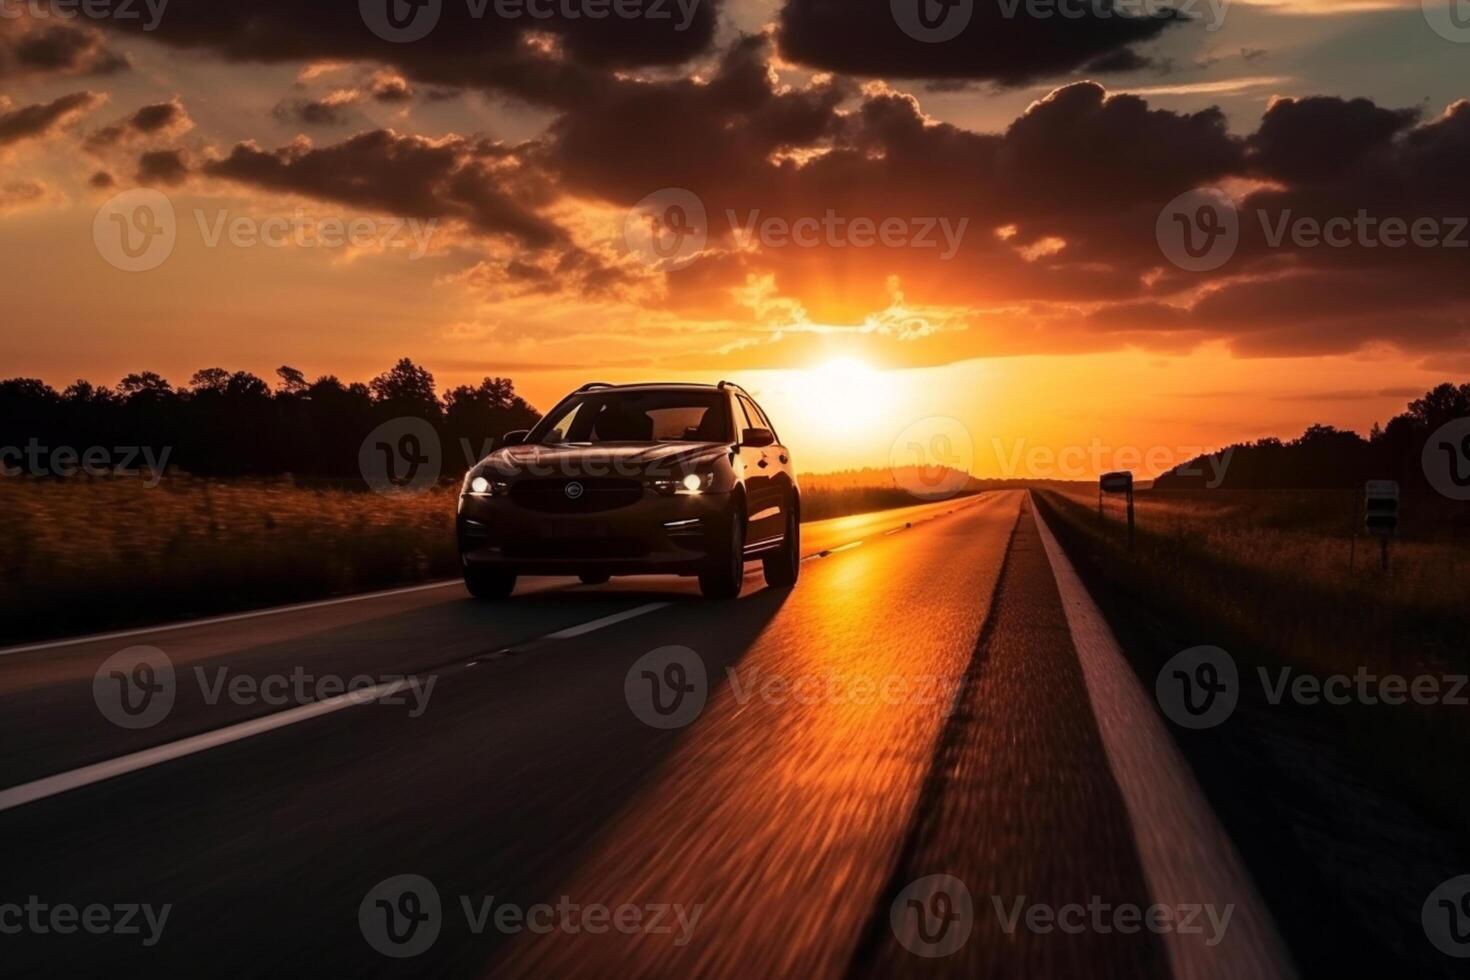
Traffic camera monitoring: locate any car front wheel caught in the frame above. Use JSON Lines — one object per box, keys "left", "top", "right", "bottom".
{"left": 698, "top": 508, "right": 745, "bottom": 600}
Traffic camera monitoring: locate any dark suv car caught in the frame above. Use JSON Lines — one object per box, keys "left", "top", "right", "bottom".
{"left": 457, "top": 381, "right": 800, "bottom": 599}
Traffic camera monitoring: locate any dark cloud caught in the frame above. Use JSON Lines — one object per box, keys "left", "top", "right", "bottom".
{"left": 0, "top": 21, "right": 129, "bottom": 79}
{"left": 93, "top": 0, "right": 719, "bottom": 106}
{"left": 86, "top": 98, "right": 191, "bottom": 149}
{"left": 372, "top": 73, "right": 413, "bottom": 103}
{"left": 56, "top": 15, "right": 1468, "bottom": 366}
{"left": 776, "top": 0, "right": 1177, "bottom": 86}
{"left": 0, "top": 179, "right": 48, "bottom": 211}
{"left": 201, "top": 129, "right": 564, "bottom": 247}
{"left": 527, "top": 37, "right": 1470, "bottom": 361}
{"left": 90, "top": 170, "right": 116, "bottom": 188}
{"left": 1249, "top": 95, "right": 1419, "bottom": 183}
{"left": 1081, "top": 48, "right": 1156, "bottom": 74}
{"left": 137, "top": 149, "right": 189, "bottom": 186}
{"left": 0, "top": 91, "right": 105, "bottom": 147}
{"left": 131, "top": 100, "right": 187, "bottom": 133}
{"left": 272, "top": 97, "right": 354, "bottom": 127}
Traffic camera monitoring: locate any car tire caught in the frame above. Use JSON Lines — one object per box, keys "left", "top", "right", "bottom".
{"left": 698, "top": 508, "right": 745, "bottom": 600}
{"left": 762, "top": 503, "right": 800, "bottom": 588}
{"left": 464, "top": 565, "right": 516, "bottom": 599}
{"left": 578, "top": 573, "right": 611, "bottom": 586}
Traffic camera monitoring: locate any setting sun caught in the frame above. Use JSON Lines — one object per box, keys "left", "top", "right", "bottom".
{"left": 780, "top": 357, "right": 899, "bottom": 440}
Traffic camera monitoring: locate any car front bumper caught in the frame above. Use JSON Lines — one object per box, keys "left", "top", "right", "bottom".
{"left": 457, "top": 490, "right": 733, "bottom": 576}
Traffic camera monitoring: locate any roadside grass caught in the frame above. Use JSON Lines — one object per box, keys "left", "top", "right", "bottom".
{"left": 1035, "top": 486, "right": 1470, "bottom": 831}
{"left": 2, "top": 476, "right": 943, "bottom": 644}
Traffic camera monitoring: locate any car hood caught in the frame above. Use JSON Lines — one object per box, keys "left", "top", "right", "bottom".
{"left": 483, "top": 441, "right": 730, "bottom": 477}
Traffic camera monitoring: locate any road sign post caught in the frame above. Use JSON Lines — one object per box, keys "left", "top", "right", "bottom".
{"left": 1363, "top": 479, "right": 1399, "bottom": 572}
{"left": 1100, "top": 471, "right": 1135, "bottom": 552}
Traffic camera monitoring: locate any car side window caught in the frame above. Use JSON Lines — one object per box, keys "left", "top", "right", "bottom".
{"left": 748, "top": 398, "right": 778, "bottom": 441}
{"left": 734, "top": 395, "right": 758, "bottom": 433}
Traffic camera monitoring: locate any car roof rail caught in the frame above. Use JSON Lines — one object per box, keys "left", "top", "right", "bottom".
{"left": 717, "top": 380, "right": 750, "bottom": 395}
{"left": 576, "top": 381, "right": 616, "bottom": 392}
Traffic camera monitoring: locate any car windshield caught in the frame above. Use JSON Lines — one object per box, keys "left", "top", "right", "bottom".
{"left": 528, "top": 389, "right": 733, "bottom": 445}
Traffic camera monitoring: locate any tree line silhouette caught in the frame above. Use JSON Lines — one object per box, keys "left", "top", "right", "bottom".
{"left": 0, "top": 359, "right": 541, "bottom": 481}
{"left": 1152, "top": 382, "right": 1470, "bottom": 492}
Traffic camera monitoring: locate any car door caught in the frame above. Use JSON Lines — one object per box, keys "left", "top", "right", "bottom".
{"left": 735, "top": 394, "right": 782, "bottom": 544}
{"left": 747, "top": 395, "right": 794, "bottom": 532}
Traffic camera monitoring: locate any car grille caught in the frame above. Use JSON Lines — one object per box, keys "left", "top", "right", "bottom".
{"left": 508, "top": 478, "right": 643, "bottom": 513}
{"left": 501, "top": 537, "right": 649, "bottom": 560}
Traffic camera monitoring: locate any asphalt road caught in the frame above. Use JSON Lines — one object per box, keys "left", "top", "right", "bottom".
{"left": 0, "top": 492, "right": 1297, "bottom": 978}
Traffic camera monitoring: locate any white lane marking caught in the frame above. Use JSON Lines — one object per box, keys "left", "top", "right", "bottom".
{"left": 827, "top": 540, "right": 864, "bottom": 554}
{"left": 543, "top": 603, "right": 669, "bottom": 639}
{"left": 0, "top": 580, "right": 463, "bottom": 657}
{"left": 0, "top": 679, "right": 411, "bottom": 814}
{"left": 0, "top": 600, "right": 674, "bottom": 814}
{"left": 1031, "top": 495, "right": 1296, "bottom": 980}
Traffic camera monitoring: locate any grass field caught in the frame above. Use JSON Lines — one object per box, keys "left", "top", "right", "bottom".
{"left": 1036, "top": 486, "right": 1470, "bottom": 830}
{"left": 1, "top": 475, "right": 959, "bottom": 644}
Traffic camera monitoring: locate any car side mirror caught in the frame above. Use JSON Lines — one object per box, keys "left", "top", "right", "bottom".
{"left": 741, "top": 427, "right": 776, "bottom": 448}
{"left": 499, "top": 429, "right": 530, "bottom": 449}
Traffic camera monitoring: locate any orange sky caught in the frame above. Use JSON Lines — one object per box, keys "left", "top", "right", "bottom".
{"left": 1, "top": 1, "right": 1465, "bottom": 477}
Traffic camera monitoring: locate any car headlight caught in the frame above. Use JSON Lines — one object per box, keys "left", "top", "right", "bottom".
{"left": 650, "top": 471, "right": 715, "bottom": 495}
{"left": 462, "top": 473, "right": 509, "bottom": 496}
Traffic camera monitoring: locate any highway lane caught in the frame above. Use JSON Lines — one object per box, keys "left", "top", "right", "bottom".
{"left": 0, "top": 494, "right": 981, "bottom": 790}
{"left": 0, "top": 491, "right": 1287, "bottom": 977}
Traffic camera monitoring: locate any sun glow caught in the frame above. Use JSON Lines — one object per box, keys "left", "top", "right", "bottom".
{"left": 780, "top": 357, "right": 898, "bottom": 439}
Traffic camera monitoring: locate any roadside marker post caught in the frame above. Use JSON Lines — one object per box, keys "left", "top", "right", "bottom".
{"left": 1100, "top": 470, "right": 1135, "bottom": 552}
{"left": 1364, "top": 479, "right": 1399, "bottom": 572}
